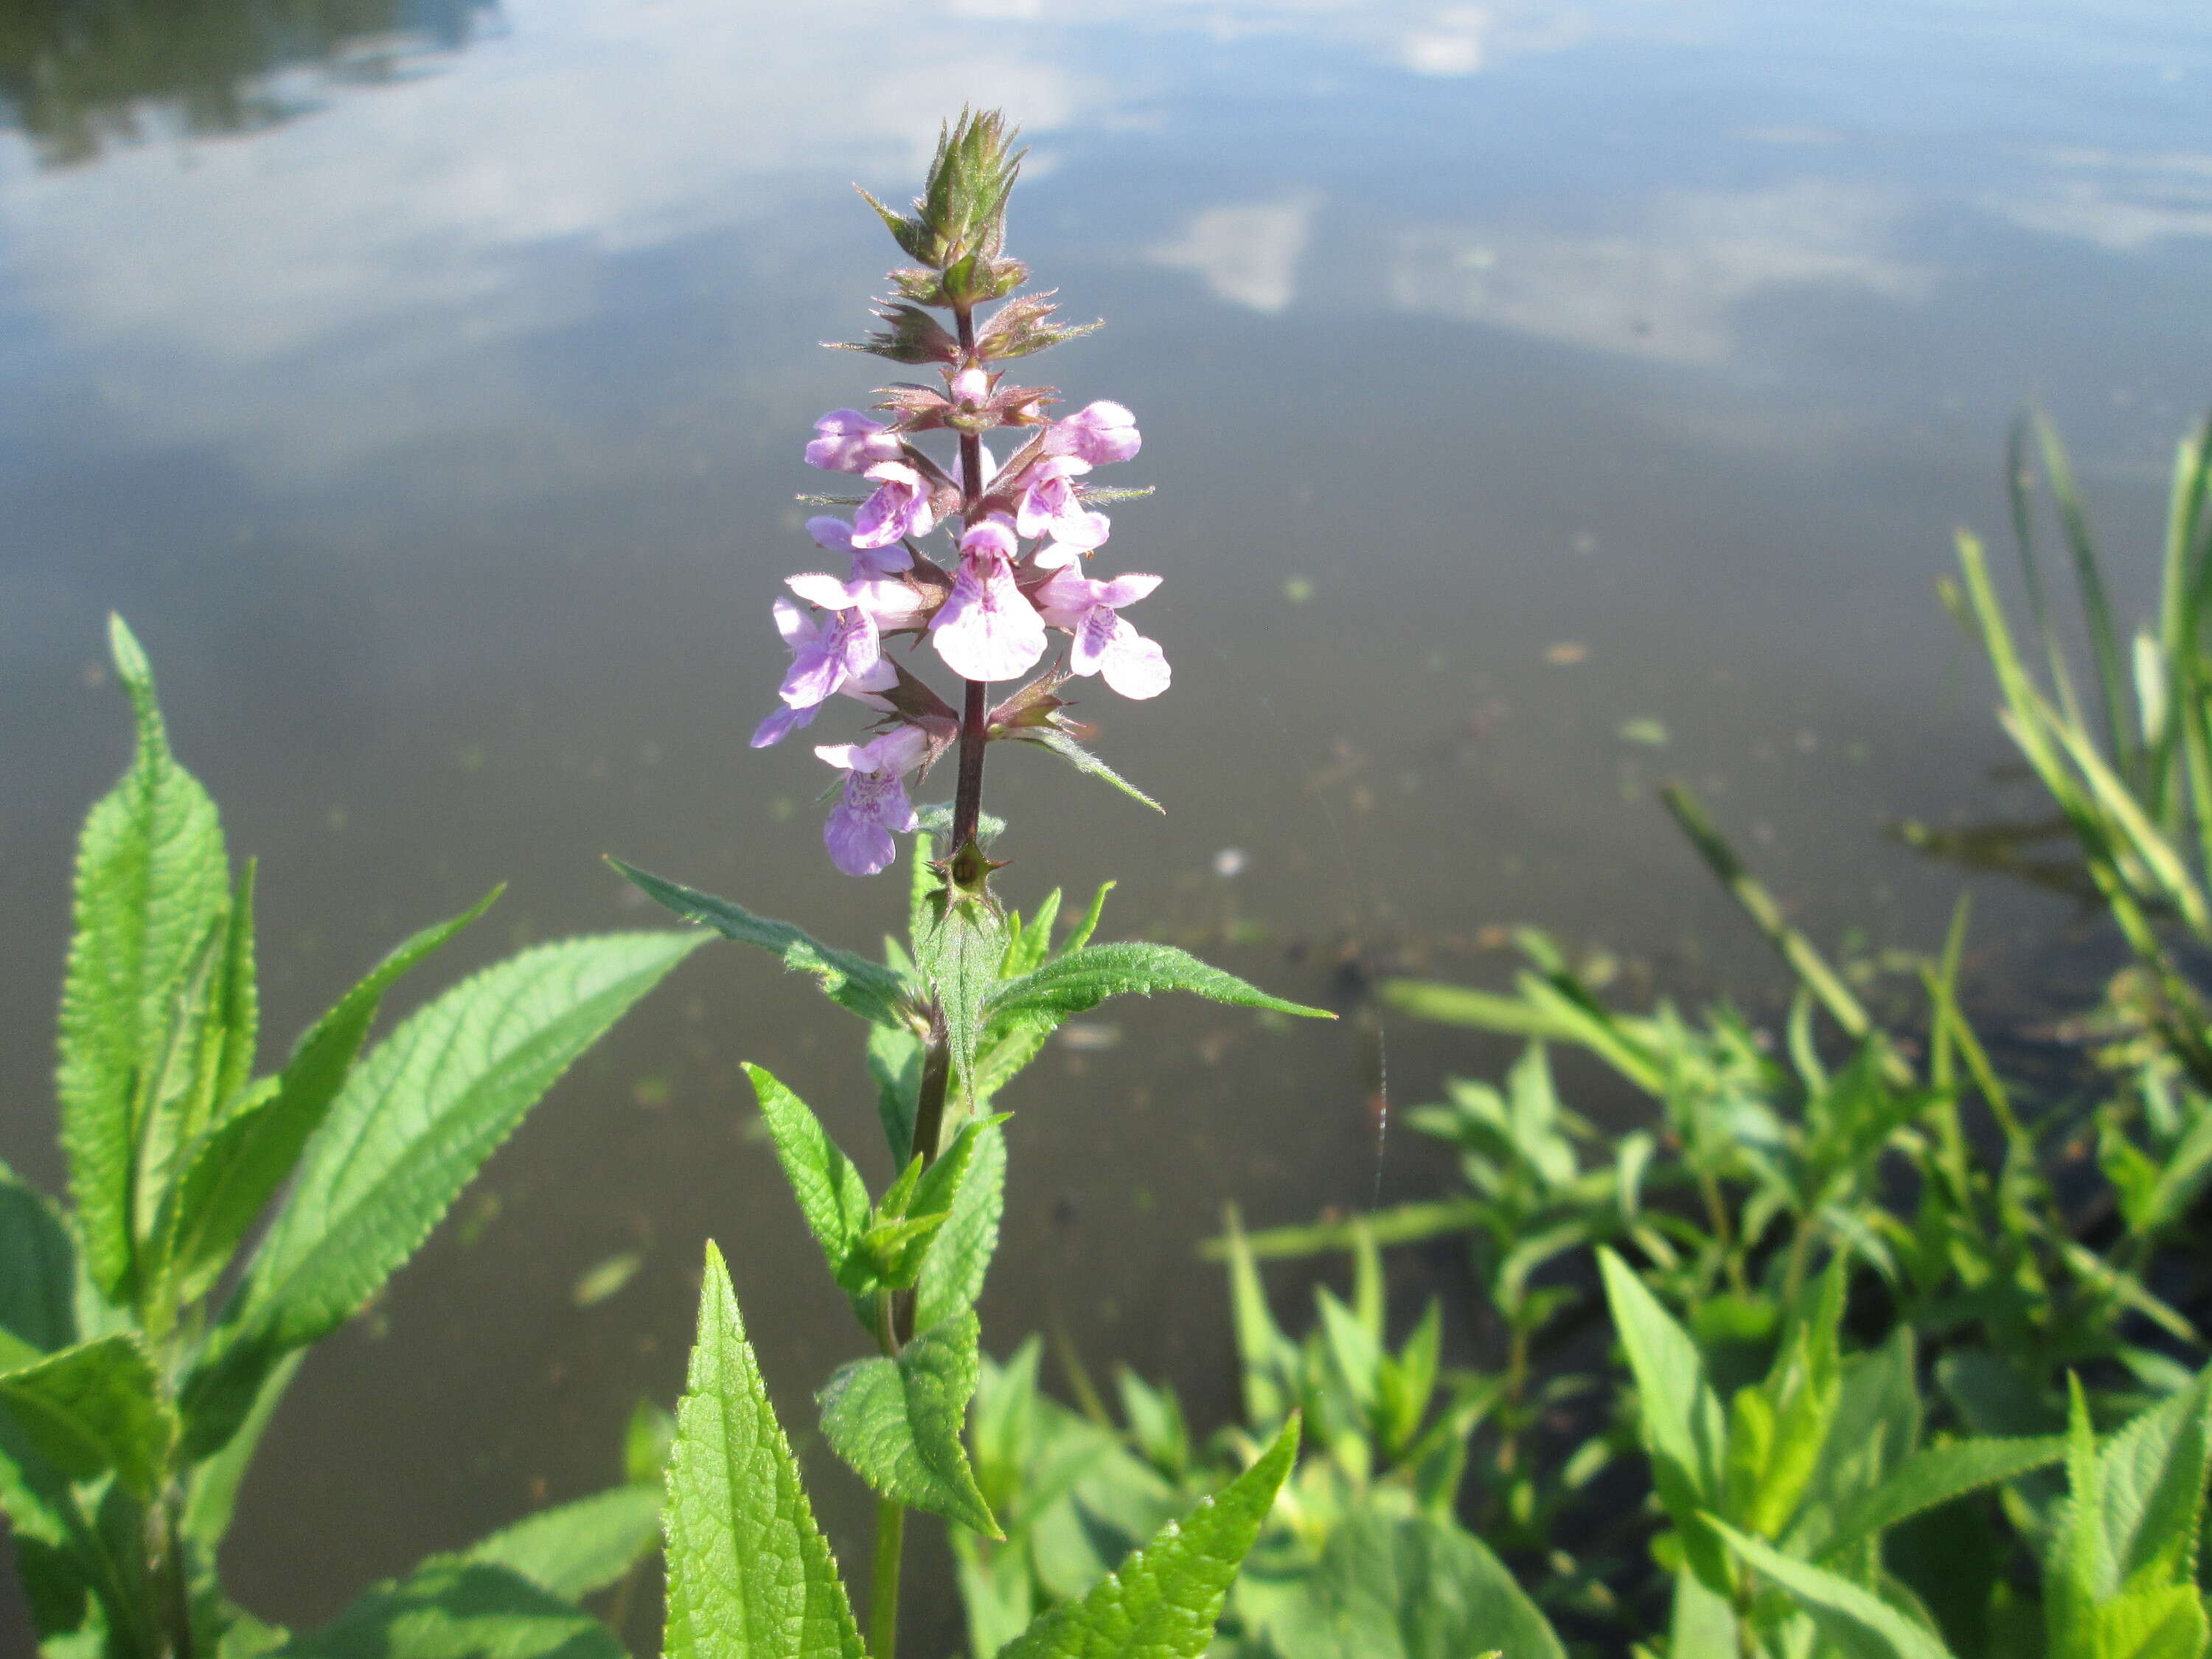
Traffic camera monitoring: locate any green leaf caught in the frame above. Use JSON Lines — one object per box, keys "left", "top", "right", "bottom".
{"left": 182, "top": 1349, "right": 305, "bottom": 1551}
{"left": 185, "top": 931, "right": 703, "bottom": 1455}
{"left": 2089, "top": 1586, "right": 2210, "bottom": 1659}
{"left": 999, "top": 1413, "right": 1299, "bottom": 1659}
{"left": 466, "top": 1484, "right": 662, "bottom": 1599}
{"left": 919, "top": 886, "right": 1008, "bottom": 1105}
{"left": 1599, "top": 1250, "right": 1729, "bottom": 1586}
{"left": 1012, "top": 728, "right": 1164, "bottom": 813}
{"left": 60, "top": 616, "right": 232, "bottom": 1304}
{"left": 914, "top": 1118, "right": 1005, "bottom": 1331}
{"left": 625, "top": 1398, "right": 676, "bottom": 1487}
{"left": 1221, "top": 1206, "right": 1298, "bottom": 1427}
{"left": 1267, "top": 1512, "right": 1565, "bottom": 1659}
{"left": 818, "top": 1309, "right": 999, "bottom": 1537}
{"left": 1819, "top": 1436, "right": 2066, "bottom": 1561}
{"left": 2095, "top": 1365, "right": 2212, "bottom": 1594}
{"left": 744, "top": 1065, "right": 871, "bottom": 1284}
{"left": 987, "top": 943, "right": 1331, "bottom": 1025}
{"left": 867, "top": 1023, "right": 926, "bottom": 1165}
{"left": 163, "top": 891, "right": 499, "bottom": 1304}
{"left": 0, "top": 1166, "right": 77, "bottom": 1354}
{"left": 271, "top": 1559, "right": 624, "bottom": 1659}
{"left": 661, "top": 1242, "right": 864, "bottom": 1659}
{"left": 608, "top": 858, "right": 914, "bottom": 1027}
{"left": 0, "top": 1334, "right": 175, "bottom": 1501}
{"left": 1713, "top": 1519, "right": 1955, "bottom": 1659}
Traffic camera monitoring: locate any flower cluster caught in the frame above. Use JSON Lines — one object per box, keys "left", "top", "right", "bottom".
{"left": 749, "top": 120, "right": 1170, "bottom": 875}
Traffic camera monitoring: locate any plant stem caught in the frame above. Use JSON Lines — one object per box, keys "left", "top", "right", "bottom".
{"left": 149, "top": 1487, "right": 193, "bottom": 1659}
{"left": 948, "top": 300, "right": 990, "bottom": 855}
{"left": 870, "top": 1498, "right": 906, "bottom": 1659}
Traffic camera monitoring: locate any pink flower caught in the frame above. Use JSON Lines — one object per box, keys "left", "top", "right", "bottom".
{"left": 852, "top": 462, "right": 936, "bottom": 549}
{"left": 816, "top": 724, "right": 930, "bottom": 875}
{"left": 808, "top": 515, "right": 911, "bottom": 580}
{"left": 775, "top": 580, "right": 880, "bottom": 707}
{"left": 805, "top": 410, "right": 902, "bottom": 474}
{"left": 1044, "top": 400, "right": 1140, "bottom": 466}
{"left": 931, "top": 518, "right": 1046, "bottom": 683}
{"left": 1015, "top": 456, "right": 1110, "bottom": 550}
{"left": 748, "top": 657, "right": 896, "bottom": 748}
{"left": 1034, "top": 567, "right": 1170, "bottom": 700}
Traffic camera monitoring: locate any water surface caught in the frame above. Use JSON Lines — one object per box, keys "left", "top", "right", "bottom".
{"left": 2, "top": 0, "right": 2209, "bottom": 1648}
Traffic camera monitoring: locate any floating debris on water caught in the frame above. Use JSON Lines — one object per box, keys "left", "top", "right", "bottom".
{"left": 1616, "top": 717, "right": 1669, "bottom": 746}
{"left": 1212, "top": 846, "right": 1248, "bottom": 878}
{"left": 1058, "top": 1021, "right": 1122, "bottom": 1052}
{"left": 573, "top": 1251, "right": 644, "bottom": 1307}
{"left": 1543, "top": 641, "right": 1587, "bottom": 665}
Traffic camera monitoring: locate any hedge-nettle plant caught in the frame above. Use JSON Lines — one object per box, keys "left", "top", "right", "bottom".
{"left": 616, "top": 110, "right": 1332, "bottom": 1659}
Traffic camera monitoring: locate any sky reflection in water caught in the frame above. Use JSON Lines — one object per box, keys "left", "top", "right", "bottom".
{"left": 1, "top": 0, "right": 2210, "bottom": 1647}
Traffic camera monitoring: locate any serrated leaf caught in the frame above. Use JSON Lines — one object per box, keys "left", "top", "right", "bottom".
{"left": 2096, "top": 1365, "right": 2212, "bottom": 1595}
{"left": 271, "top": 1559, "right": 624, "bottom": 1659}
{"left": 1599, "top": 1250, "right": 1728, "bottom": 1587}
{"left": 60, "top": 615, "right": 232, "bottom": 1304}
{"left": 999, "top": 1412, "right": 1299, "bottom": 1659}
{"left": 162, "top": 891, "right": 498, "bottom": 1305}
{"left": 744, "top": 1065, "right": 871, "bottom": 1284}
{"left": 2090, "top": 1585, "right": 2209, "bottom": 1659}
{"left": 1713, "top": 1519, "right": 1954, "bottom": 1659}
{"left": 184, "top": 931, "right": 703, "bottom": 1456}
{"left": 609, "top": 858, "right": 914, "bottom": 1027}
{"left": 1267, "top": 1512, "right": 1565, "bottom": 1659}
{"left": 818, "top": 1309, "right": 999, "bottom": 1537}
{"left": 0, "top": 1334, "right": 175, "bottom": 1501}
{"left": 1819, "top": 1436, "right": 2065, "bottom": 1561}
{"left": 1015, "top": 729, "right": 1164, "bottom": 813}
{"left": 914, "top": 1119, "right": 1005, "bottom": 1331}
{"left": 661, "top": 1242, "right": 864, "bottom": 1659}
{"left": 919, "top": 886, "right": 1009, "bottom": 1105}
{"left": 987, "top": 943, "right": 1330, "bottom": 1025}
{"left": 466, "top": 1484, "right": 662, "bottom": 1599}
{"left": 0, "top": 1166, "right": 77, "bottom": 1354}
{"left": 868, "top": 1023, "right": 926, "bottom": 1164}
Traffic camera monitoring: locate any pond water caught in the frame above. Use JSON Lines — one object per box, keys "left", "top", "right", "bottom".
{"left": 2, "top": 0, "right": 2209, "bottom": 1648}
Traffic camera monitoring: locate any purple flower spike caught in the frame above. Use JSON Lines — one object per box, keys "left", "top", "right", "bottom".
{"left": 852, "top": 462, "right": 936, "bottom": 549}
{"left": 808, "top": 514, "right": 913, "bottom": 579}
{"left": 1045, "top": 400, "right": 1140, "bottom": 466}
{"left": 816, "top": 724, "right": 929, "bottom": 876}
{"left": 1015, "top": 456, "right": 1110, "bottom": 550}
{"left": 1035, "top": 568, "right": 1170, "bottom": 700}
{"left": 806, "top": 410, "right": 902, "bottom": 474}
{"left": 932, "top": 518, "right": 1046, "bottom": 683}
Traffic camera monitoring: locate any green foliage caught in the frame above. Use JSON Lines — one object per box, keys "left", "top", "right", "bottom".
{"left": 820, "top": 1310, "right": 1001, "bottom": 1537}
{"left": 465, "top": 1485, "right": 664, "bottom": 1601}
{"left": 661, "top": 1243, "right": 867, "bottom": 1659}
{"left": 271, "top": 1560, "right": 627, "bottom": 1659}
{"left": 1264, "top": 1513, "right": 1558, "bottom": 1659}
{"left": 1, "top": 618, "right": 699, "bottom": 1659}
{"left": 987, "top": 942, "right": 1332, "bottom": 1024}
{"left": 996, "top": 1415, "right": 1299, "bottom": 1659}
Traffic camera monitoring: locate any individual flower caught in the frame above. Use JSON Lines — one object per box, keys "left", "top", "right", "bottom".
{"left": 1014, "top": 456, "right": 1109, "bottom": 550}
{"left": 932, "top": 518, "right": 1046, "bottom": 682}
{"left": 773, "top": 582, "right": 880, "bottom": 707}
{"left": 816, "top": 723, "right": 930, "bottom": 875}
{"left": 808, "top": 514, "right": 911, "bottom": 579}
{"left": 1043, "top": 400, "right": 1140, "bottom": 466}
{"left": 852, "top": 462, "right": 936, "bottom": 549}
{"left": 805, "top": 410, "right": 902, "bottom": 474}
{"left": 748, "top": 657, "right": 894, "bottom": 748}
{"left": 1034, "top": 567, "right": 1170, "bottom": 699}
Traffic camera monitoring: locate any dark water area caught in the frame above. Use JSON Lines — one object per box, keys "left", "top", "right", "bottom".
{"left": 1, "top": 0, "right": 2208, "bottom": 1649}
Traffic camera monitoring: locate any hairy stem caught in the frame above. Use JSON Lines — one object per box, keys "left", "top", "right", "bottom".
{"left": 870, "top": 1498, "right": 906, "bottom": 1659}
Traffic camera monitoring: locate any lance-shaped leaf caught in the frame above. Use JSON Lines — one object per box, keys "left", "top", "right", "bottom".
{"left": 0, "top": 1334, "right": 175, "bottom": 1502}
{"left": 184, "top": 931, "right": 703, "bottom": 1454}
{"left": 818, "top": 1309, "right": 999, "bottom": 1537}
{"left": 914, "top": 1119, "right": 1005, "bottom": 1331}
{"left": 987, "top": 943, "right": 1330, "bottom": 1026}
{"left": 271, "top": 1559, "right": 625, "bottom": 1659}
{"left": 609, "top": 858, "right": 914, "bottom": 1028}
{"left": 1713, "top": 1520, "right": 1954, "bottom": 1659}
{"left": 919, "top": 884, "right": 1009, "bottom": 1103}
{"left": 2092, "top": 1363, "right": 2212, "bottom": 1594}
{"left": 998, "top": 1413, "right": 1299, "bottom": 1659}
{"left": 745, "top": 1065, "right": 871, "bottom": 1284}
{"left": 1818, "top": 1436, "right": 2066, "bottom": 1562}
{"left": 161, "top": 891, "right": 499, "bottom": 1305}
{"left": 662, "top": 1242, "right": 863, "bottom": 1659}
{"left": 465, "top": 1484, "right": 663, "bottom": 1600}
{"left": 1599, "top": 1250, "right": 1729, "bottom": 1589}
{"left": 60, "top": 615, "right": 232, "bottom": 1303}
